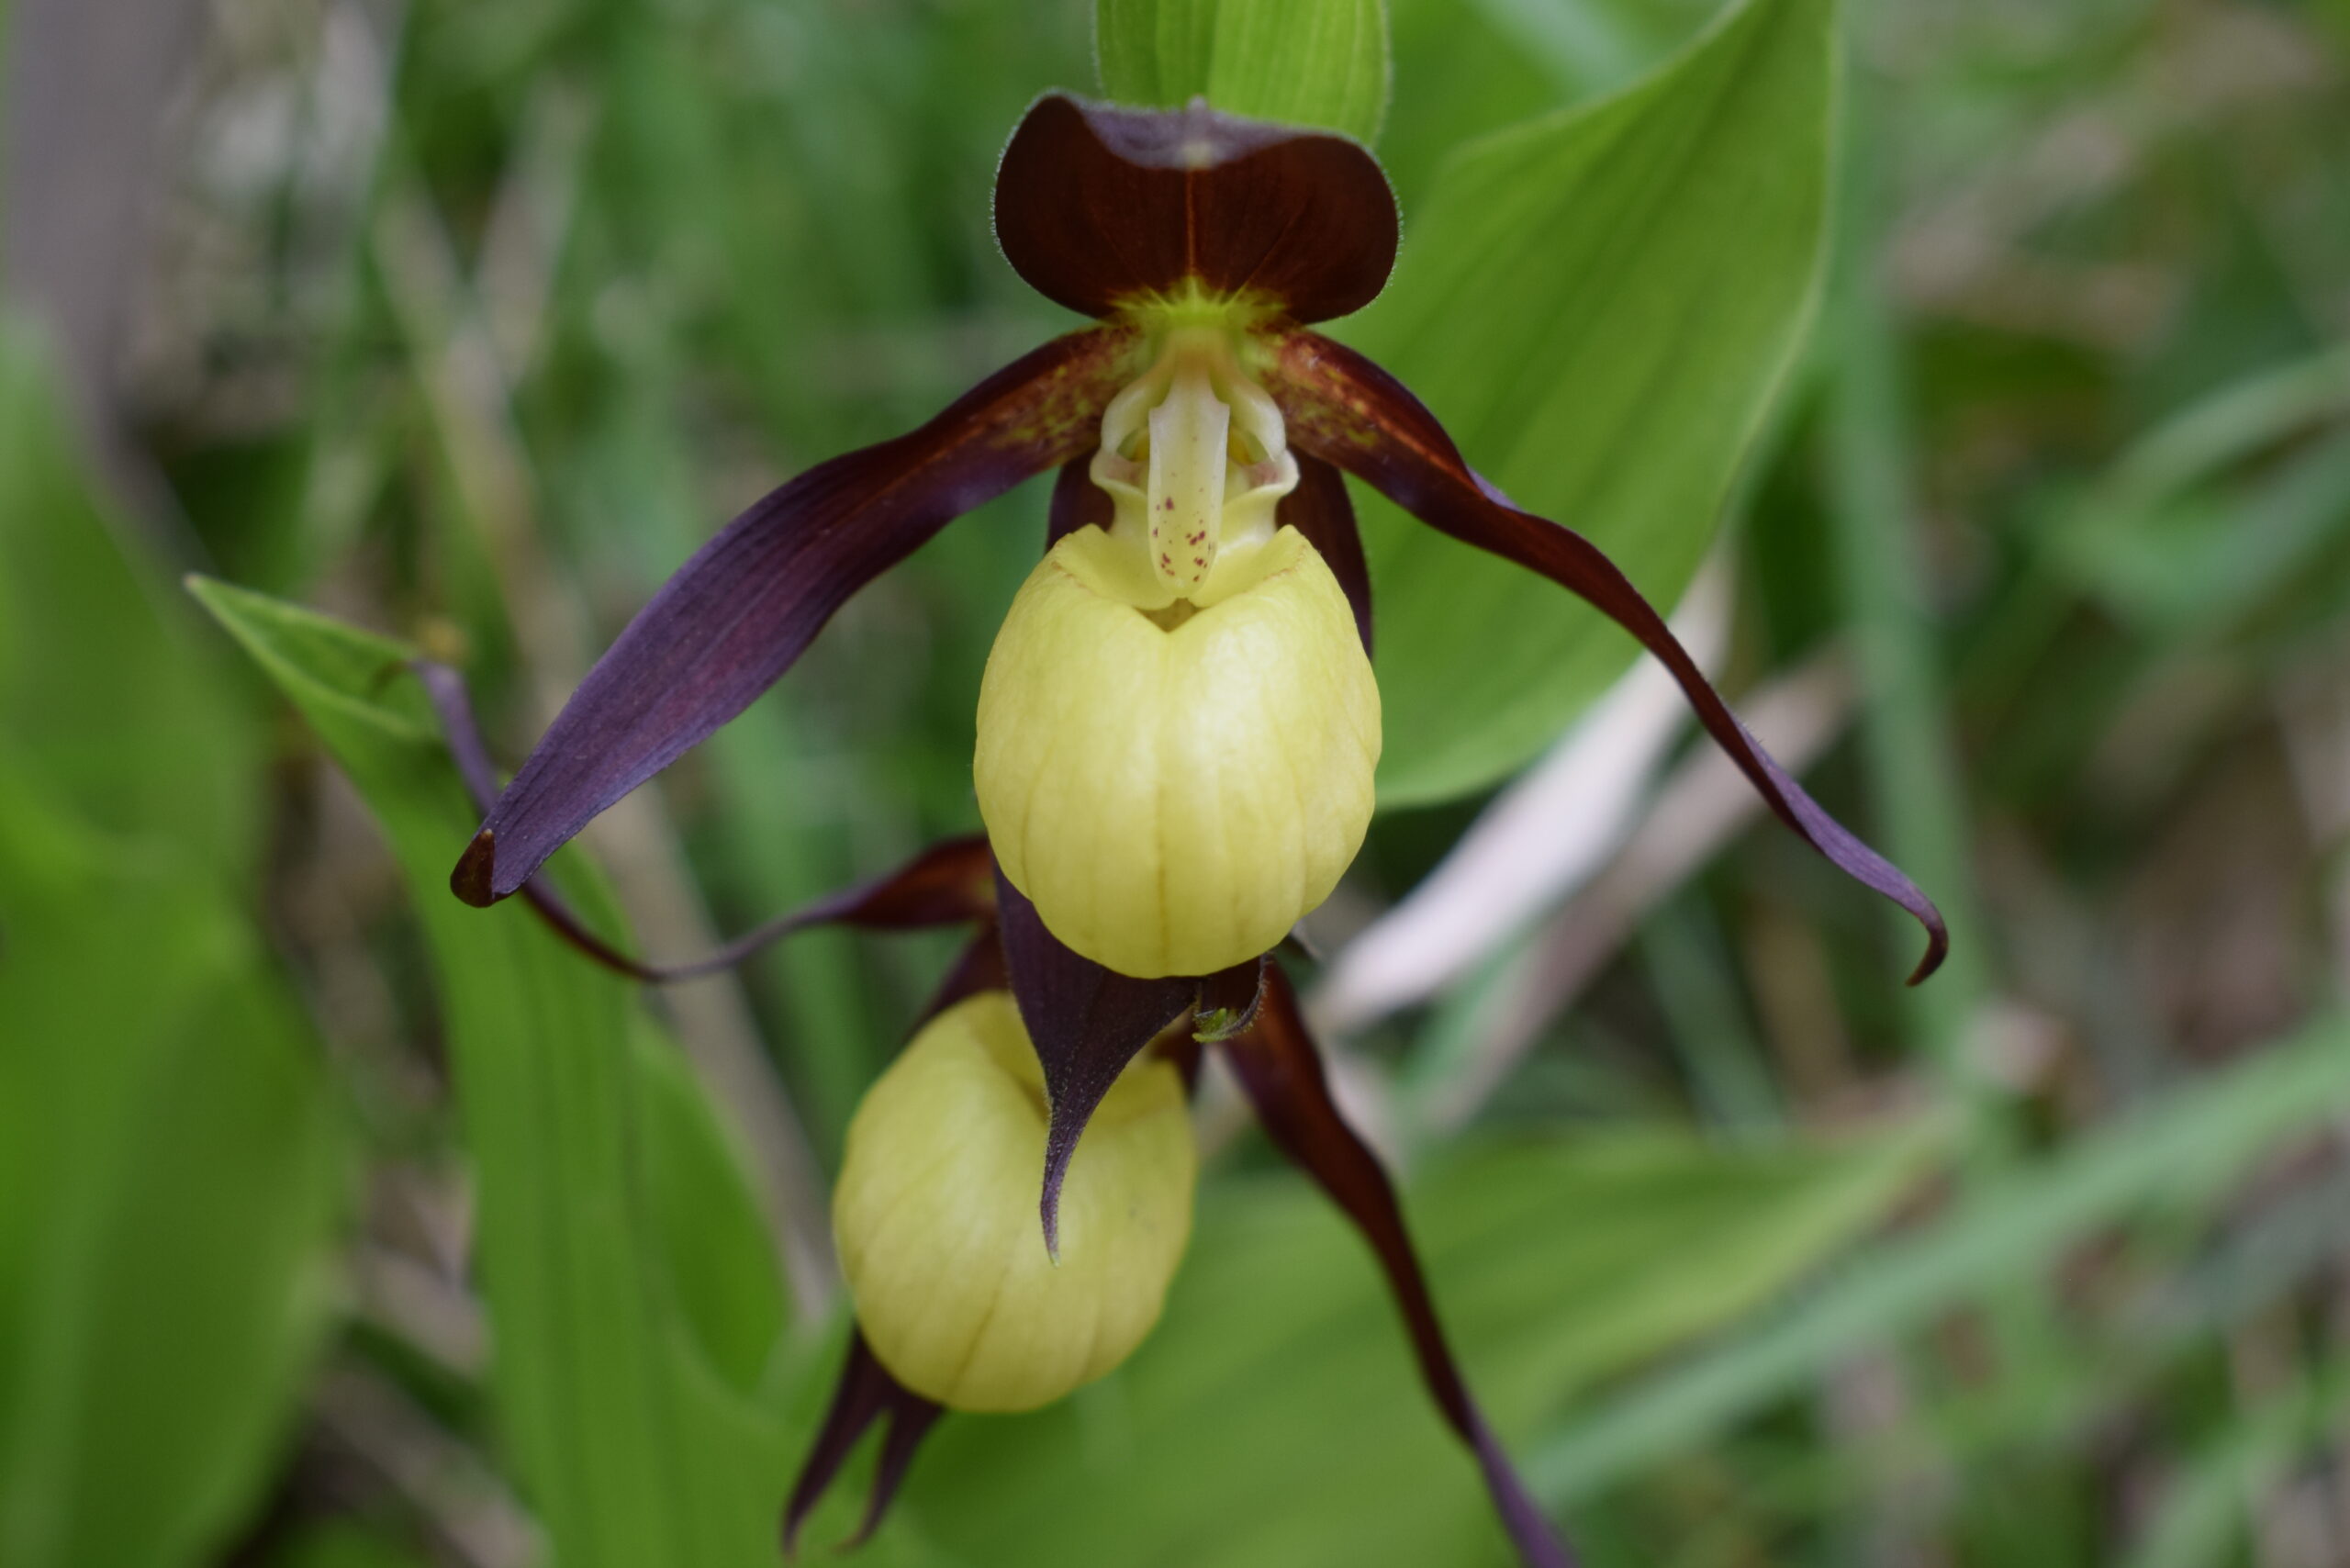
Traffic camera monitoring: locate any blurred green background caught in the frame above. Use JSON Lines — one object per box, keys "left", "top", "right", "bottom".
{"left": 4, "top": 0, "right": 2350, "bottom": 1564}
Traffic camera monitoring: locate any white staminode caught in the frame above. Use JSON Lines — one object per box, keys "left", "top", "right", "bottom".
{"left": 1147, "top": 354, "right": 1227, "bottom": 594}
{"left": 1090, "top": 325, "right": 1298, "bottom": 601}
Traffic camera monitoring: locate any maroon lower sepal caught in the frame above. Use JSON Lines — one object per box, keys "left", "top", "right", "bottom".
{"left": 781, "top": 1329, "right": 945, "bottom": 1556}
{"left": 994, "top": 868, "right": 1197, "bottom": 1258}
{"left": 1225, "top": 963, "right": 1576, "bottom": 1568}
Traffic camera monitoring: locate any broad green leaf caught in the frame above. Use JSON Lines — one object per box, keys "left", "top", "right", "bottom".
{"left": 1347, "top": 0, "right": 1838, "bottom": 804}
{"left": 191, "top": 581, "right": 802, "bottom": 1568}
{"left": 267, "top": 1519, "right": 438, "bottom": 1568}
{"left": 0, "top": 762, "right": 341, "bottom": 1568}
{"left": 1097, "top": 0, "right": 1390, "bottom": 143}
{"left": 630, "top": 1021, "right": 790, "bottom": 1395}
{"left": 1377, "top": 0, "right": 1574, "bottom": 206}
{"left": 912, "top": 1122, "right": 1931, "bottom": 1566}
{"left": 0, "top": 324, "right": 260, "bottom": 869}
{"left": 0, "top": 327, "right": 341, "bottom": 1568}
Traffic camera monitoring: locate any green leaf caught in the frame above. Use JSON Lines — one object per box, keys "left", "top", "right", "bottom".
{"left": 1347, "top": 0, "right": 1838, "bottom": 804}
{"left": 1096, "top": 0, "right": 1390, "bottom": 143}
{"left": 0, "top": 762, "right": 342, "bottom": 1568}
{"left": 0, "top": 323, "right": 261, "bottom": 869}
{"left": 0, "top": 328, "right": 341, "bottom": 1568}
{"left": 265, "top": 1519, "right": 438, "bottom": 1568}
{"left": 630, "top": 1021, "right": 789, "bottom": 1396}
{"left": 190, "top": 580, "right": 800, "bottom": 1568}
{"left": 911, "top": 1122, "right": 1930, "bottom": 1566}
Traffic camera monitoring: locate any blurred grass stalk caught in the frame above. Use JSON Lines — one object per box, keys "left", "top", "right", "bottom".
{"left": 1808, "top": 39, "right": 2053, "bottom": 1551}
{"left": 1525, "top": 1010, "right": 2350, "bottom": 1506}
{"left": 1389, "top": 652, "right": 1857, "bottom": 1136}
{"left": 1824, "top": 45, "right": 1999, "bottom": 1113}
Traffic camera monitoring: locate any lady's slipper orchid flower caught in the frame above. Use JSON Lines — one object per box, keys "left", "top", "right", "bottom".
{"left": 771, "top": 855, "right": 1580, "bottom": 1564}
{"left": 434, "top": 89, "right": 1953, "bottom": 1568}
{"left": 833, "top": 987, "right": 1196, "bottom": 1412}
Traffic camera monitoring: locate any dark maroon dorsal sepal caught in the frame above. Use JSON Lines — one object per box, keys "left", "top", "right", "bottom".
{"left": 995, "top": 94, "right": 1398, "bottom": 324}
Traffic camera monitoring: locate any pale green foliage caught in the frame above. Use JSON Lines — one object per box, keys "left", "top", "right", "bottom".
{"left": 0, "top": 327, "right": 259, "bottom": 868}
{"left": 1097, "top": 0, "right": 1391, "bottom": 143}
{"left": 0, "top": 333, "right": 340, "bottom": 1568}
{"left": 0, "top": 777, "right": 340, "bottom": 1568}
{"left": 911, "top": 1126, "right": 1933, "bottom": 1565}
{"left": 192, "top": 581, "right": 801, "bottom": 1568}
{"left": 1351, "top": 0, "right": 1837, "bottom": 803}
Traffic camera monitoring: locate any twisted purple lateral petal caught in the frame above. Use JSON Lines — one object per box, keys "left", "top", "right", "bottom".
{"left": 452, "top": 323, "right": 1141, "bottom": 908}
{"left": 993, "top": 868, "right": 1195, "bottom": 1259}
{"left": 576, "top": 832, "right": 994, "bottom": 981}
{"left": 418, "top": 658, "right": 995, "bottom": 979}
{"left": 781, "top": 1330, "right": 942, "bottom": 1556}
{"left": 1265, "top": 330, "right": 1949, "bottom": 985}
{"left": 1281, "top": 452, "right": 1373, "bottom": 656}
{"left": 1224, "top": 964, "right": 1576, "bottom": 1568}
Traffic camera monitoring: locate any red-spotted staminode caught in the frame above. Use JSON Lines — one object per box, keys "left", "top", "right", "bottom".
{"left": 439, "top": 92, "right": 1947, "bottom": 1568}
